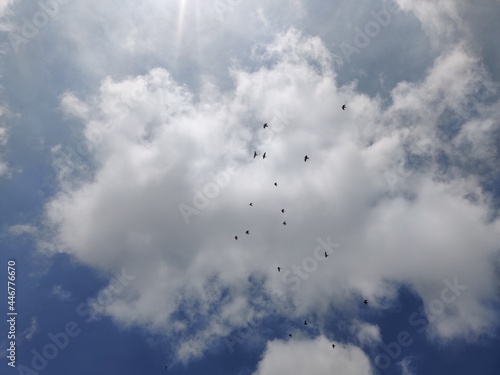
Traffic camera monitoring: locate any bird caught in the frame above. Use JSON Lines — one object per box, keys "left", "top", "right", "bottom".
{"left": 324, "top": 251, "right": 329, "bottom": 258}
{"left": 277, "top": 267, "right": 281, "bottom": 272}
{"left": 235, "top": 236, "right": 238, "bottom": 240}
{"left": 249, "top": 202, "right": 253, "bottom": 206}
{"left": 263, "top": 123, "right": 268, "bottom": 129}
{"left": 245, "top": 230, "right": 249, "bottom": 235}
{"left": 342, "top": 104, "right": 346, "bottom": 110}
{"left": 283, "top": 221, "right": 287, "bottom": 225}
{"left": 263, "top": 152, "right": 267, "bottom": 159}
{"left": 289, "top": 333, "right": 292, "bottom": 337}
{"left": 253, "top": 151, "right": 258, "bottom": 158}
{"left": 364, "top": 299, "right": 368, "bottom": 305}
{"left": 304, "top": 155, "right": 309, "bottom": 162}
{"left": 281, "top": 209, "right": 285, "bottom": 213}
{"left": 165, "top": 365, "right": 168, "bottom": 370}
{"left": 304, "top": 320, "right": 308, "bottom": 325}
{"left": 274, "top": 182, "right": 278, "bottom": 187}
{"left": 332, "top": 344, "right": 335, "bottom": 349}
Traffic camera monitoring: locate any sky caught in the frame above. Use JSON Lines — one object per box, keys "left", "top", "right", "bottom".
{"left": 0, "top": 0, "right": 499, "bottom": 374}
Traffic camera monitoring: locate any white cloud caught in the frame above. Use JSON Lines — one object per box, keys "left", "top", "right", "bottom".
{"left": 395, "top": 0, "right": 465, "bottom": 44}
{"left": 49, "top": 285, "right": 72, "bottom": 301}
{"left": 252, "top": 335, "right": 373, "bottom": 375}
{"left": 23, "top": 317, "right": 38, "bottom": 341}
{"left": 60, "top": 92, "right": 90, "bottom": 120}
{"left": 8, "top": 224, "right": 38, "bottom": 235}
{"left": 398, "top": 357, "right": 415, "bottom": 375}
{"left": 350, "top": 321, "right": 382, "bottom": 346}
{"left": 36, "top": 3, "right": 500, "bottom": 365}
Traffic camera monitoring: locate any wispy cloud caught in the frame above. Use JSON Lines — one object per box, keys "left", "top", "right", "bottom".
{"left": 49, "top": 285, "right": 72, "bottom": 301}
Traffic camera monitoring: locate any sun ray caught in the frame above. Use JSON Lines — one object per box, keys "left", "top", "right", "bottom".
{"left": 174, "top": 0, "right": 188, "bottom": 64}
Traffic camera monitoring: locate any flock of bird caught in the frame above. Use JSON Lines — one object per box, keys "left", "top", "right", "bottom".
{"left": 165, "top": 105, "right": 364, "bottom": 371}
{"left": 233, "top": 106, "right": 368, "bottom": 343}
{"left": 235, "top": 121, "right": 306, "bottom": 240}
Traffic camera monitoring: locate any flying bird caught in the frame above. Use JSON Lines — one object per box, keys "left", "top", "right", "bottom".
{"left": 253, "top": 151, "right": 258, "bottom": 158}
{"left": 245, "top": 230, "right": 249, "bottom": 235}
{"left": 249, "top": 202, "right": 253, "bottom": 206}
{"left": 235, "top": 236, "right": 238, "bottom": 240}
{"left": 364, "top": 299, "right": 368, "bottom": 305}
{"left": 283, "top": 221, "right": 287, "bottom": 225}
{"left": 165, "top": 366, "right": 168, "bottom": 370}
{"left": 281, "top": 209, "right": 285, "bottom": 213}
{"left": 263, "top": 123, "right": 268, "bottom": 128}
{"left": 274, "top": 182, "right": 278, "bottom": 187}
{"left": 342, "top": 104, "right": 346, "bottom": 110}
{"left": 324, "top": 252, "right": 329, "bottom": 258}
{"left": 277, "top": 267, "right": 281, "bottom": 272}
{"left": 332, "top": 344, "right": 335, "bottom": 349}
{"left": 263, "top": 152, "right": 267, "bottom": 159}
{"left": 304, "top": 155, "right": 309, "bottom": 162}
{"left": 304, "top": 320, "right": 308, "bottom": 325}
{"left": 289, "top": 333, "right": 292, "bottom": 337}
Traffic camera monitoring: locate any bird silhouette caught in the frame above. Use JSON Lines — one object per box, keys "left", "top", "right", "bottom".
{"left": 249, "top": 202, "right": 253, "bottom": 206}
{"left": 304, "top": 155, "right": 309, "bottom": 162}
{"left": 263, "top": 123, "right": 268, "bottom": 129}
{"left": 324, "top": 252, "right": 329, "bottom": 258}
{"left": 281, "top": 209, "right": 285, "bottom": 213}
{"left": 165, "top": 365, "right": 168, "bottom": 370}
{"left": 274, "top": 182, "right": 278, "bottom": 187}
{"left": 277, "top": 267, "right": 281, "bottom": 272}
{"left": 283, "top": 221, "right": 287, "bottom": 225}
{"left": 342, "top": 104, "right": 346, "bottom": 110}
{"left": 332, "top": 344, "right": 335, "bottom": 349}
{"left": 364, "top": 299, "right": 368, "bottom": 305}
{"left": 245, "top": 230, "right": 249, "bottom": 235}
{"left": 289, "top": 333, "right": 292, "bottom": 337}
{"left": 263, "top": 152, "right": 267, "bottom": 159}
{"left": 235, "top": 236, "right": 238, "bottom": 240}
{"left": 253, "top": 151, "right": 258, "bottom": 158}
{"left": 304, "top": 320, "right": 308, "bottom": 325}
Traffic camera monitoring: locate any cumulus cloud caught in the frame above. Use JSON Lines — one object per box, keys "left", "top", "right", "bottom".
{"left": 252, "top": 336, "right": 373, "bottom": 375}
{"left": 36, "top": 2, "right": 499, "bottom": 366}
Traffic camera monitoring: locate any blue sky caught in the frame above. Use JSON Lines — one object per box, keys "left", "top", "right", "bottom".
{"left": 0, "top": 0, "right": 499, "bottom": 374}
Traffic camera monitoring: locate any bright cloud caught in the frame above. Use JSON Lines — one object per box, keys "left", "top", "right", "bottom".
{"left": 38, "top": 23, "right": 500, "bottom": 364}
